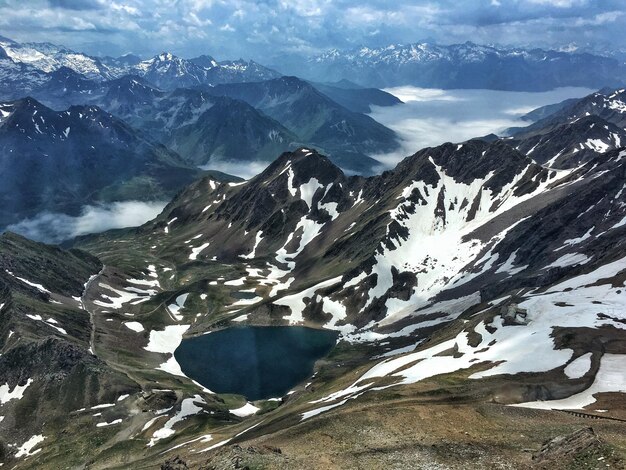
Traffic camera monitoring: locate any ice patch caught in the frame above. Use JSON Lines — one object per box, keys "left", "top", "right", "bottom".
{"left": 124, "top": 321, "right": 145, "bottom": 332}
{"left": 168, "top": 293, "right": 189, "bottom": 321}
{"left": 145, "top": 325, "right": 190, "bottom": 377}
{"left": 275, "top": 277, "right": 342, "bottom": 324}
{"left": 564, "top": 353, "right": 592, "bottom": 379}
{"left": 96, "top": 419, "right": 122, "bottom": 427}
{"left": 189, "top": 242, "right": 210, "bottom": 260}
{"left": 15, "top": 434, "right": 45, "bottom": 458}
{"left": 514, "top": 354, "right": 626, "bottom": 410}
{"left": 229, "top": 402, "right": 260, "bottom": 417}
{"left": 0, "top": 378, "right": 33, "bottom": 404}
{"left": 5, "top": 270, "right": 50, "bottom": 293}
{"left": 545, "top": 253, "right": 590, "bottom": 269}
{"left": 148, "top": 395, "right": 205, "bottom": 446}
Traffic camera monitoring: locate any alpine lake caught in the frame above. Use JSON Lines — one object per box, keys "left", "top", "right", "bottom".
{"left": 174, "top": 326, "right": 339, "bottom": 400}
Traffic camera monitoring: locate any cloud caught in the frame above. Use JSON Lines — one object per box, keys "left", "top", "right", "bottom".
{"left": 527, "top": 0, "right": 586, "bottom": 7}
{"left": 200, "top": 160, "right": 271, "bottom": 180}
{"left": 574, "top": 10, "right": 623, "bottom": 25}
{"left": 6, "top": 200, "right": 166, "bottom": 244}
{"left": 47, "top": 0, "right": 104, "bottom": 10}
{"left": 368, "top": 85, "right": 595, "bottom": 168}
{"left": 0, "top": 0, "right": 625, "bottom": 60}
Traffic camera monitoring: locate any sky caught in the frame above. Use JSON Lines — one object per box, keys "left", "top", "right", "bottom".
{"left": 0, "top": 0, "right": 624, "bottom": 61}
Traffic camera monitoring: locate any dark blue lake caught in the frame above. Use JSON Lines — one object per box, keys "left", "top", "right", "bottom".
{"left": 174, "top": 326, "right": 338, "bottom": 400}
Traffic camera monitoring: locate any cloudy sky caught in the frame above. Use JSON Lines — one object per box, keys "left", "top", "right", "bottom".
{"left": 0, "top": 0, "right": 624, "bottom": 61}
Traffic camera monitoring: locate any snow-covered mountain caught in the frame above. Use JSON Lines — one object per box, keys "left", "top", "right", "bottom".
{"left": 3, "top": 35, "right": 625, "bottom": 93}
{"left": 515, "top": 88, "right": 626, "bottom": 134}
{"left": 0, "top": 48, "right": 49, "bottom": 98}
{"left": 133, "top": 52, "right": 209, "bottom": 89}
{"left": 138, "top": 143, "right": 621, "bottom": 332}
{"left": 507, "top": 88, "right": 626, "bottom": 167}
{"left": 275, "top": 41, "right": 626, "bottom": 91}
{"left": 124, "top": 53, "right": 281, "bottom": 90}
{"left": 130, "top": 53, "right": 281, "bottom": 89}
{"left": 0, "top": 37, "right": 114, "bottom": 80}
{"left": 510, "top": 115, "right": 626, "bottom": 168}
{"left": 0, "top": 36, "right": 281, "bottom": 90}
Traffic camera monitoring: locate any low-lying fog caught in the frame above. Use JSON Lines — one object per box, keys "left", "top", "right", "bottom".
{"left": 369, "top": 86, "right": 595, "bottom": 168}
{"left": 7, "top": 201, "right": 167, "bottom": 244}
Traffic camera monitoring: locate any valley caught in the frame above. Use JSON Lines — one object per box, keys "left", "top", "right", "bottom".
{"left": 1, "top": 11, "right": 626, "bottom": 469}
{"left": 3, "top": 135, "right": 626, "bottom": 467}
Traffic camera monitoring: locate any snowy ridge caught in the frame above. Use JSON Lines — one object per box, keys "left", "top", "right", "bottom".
{"left": 313, "top": 42, "right": 553, "bottom": 67}
{"left": 0, "top": 36, "right": 280, "bottom": 90}
{"left": 298, "top": 41, "right": 626, "bottom": 90}
{"left": 153, "top": 142, "right": 621, "bottom": 340}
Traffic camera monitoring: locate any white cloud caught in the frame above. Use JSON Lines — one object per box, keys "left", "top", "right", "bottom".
{"left": 6, "top": 201, "right": 166, "bottom": 244}
{"left": 0, "top": 0, "right": 623, "bottom": 61}
{"left": 368, "top": 86, "right": 594, "bottom": 168}
{"left": 200, "top": 160, "right": 270, "bottom": 180}
{"left": 574, "top": 10, "right": 623, "bottom": 26}
{"left": 526, "top": 0, "right": 586, "bottom": 7}
{"left": 111, "top": 2, "right": 140, "bottom": 16}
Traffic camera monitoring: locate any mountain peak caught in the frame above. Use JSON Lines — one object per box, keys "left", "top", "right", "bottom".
{"left": 157, "top": 52, "right": 176, "bottom": 62}
{"left": 11, "top": 95, "right": 44, "bottom": 110}
{"left": 190, "top": 54, "right": 218, "bottom": 69}
{"left": 393, "top": 139, "right": 537, "bottom": 195}
{"left": 256, "top": 147, "right": 345, "bottom": 187}
{"left": 49, "top": 65, "right": 84, "bottom": 77}
{"left": 0, "top": 96, "right": 43, "bottom": 124}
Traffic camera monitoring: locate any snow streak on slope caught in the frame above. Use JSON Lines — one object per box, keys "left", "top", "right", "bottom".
{"left": 273, "top": 153, "right": 570, "bottom": 336}
{"left": 299, "top": 256, "right": 626, "bottom": 417}
{"left": 368, "top": 160, "right": 565, "bottom": 324}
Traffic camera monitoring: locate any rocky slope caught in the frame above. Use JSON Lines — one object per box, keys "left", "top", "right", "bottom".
{"left": 201, "top": 76, "right": 399, "bottom": 172}
{"left": 309, "top": 79, "right": 403, "bottom": 113}
{"left": 165, "top": 97, "right": 299, "bottom": 166}
{"left": 0, "top": 233, "right": 138, "bottom": 464}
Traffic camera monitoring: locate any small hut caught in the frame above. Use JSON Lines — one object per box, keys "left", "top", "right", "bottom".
{"left": 501, "top": 303, "right": 529, "bottom": 325}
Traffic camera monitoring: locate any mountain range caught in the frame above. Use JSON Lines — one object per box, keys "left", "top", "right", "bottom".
{"left": 1, "top": 32, "right": 626, "bottom": 469}
{"left": 1, "top": 134, "right": 625, "bottom": 467}
{"left": 0, "top": 97, "right": 208, "bottom": 228}
{"left": 274, "top": 41, "right": 626, "bottom": 91}
{"left": 0, "top": 36, "right": 281, "bottom": 88}
{"left": 0, "top": 36, "right": 405, "bottom": 232}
